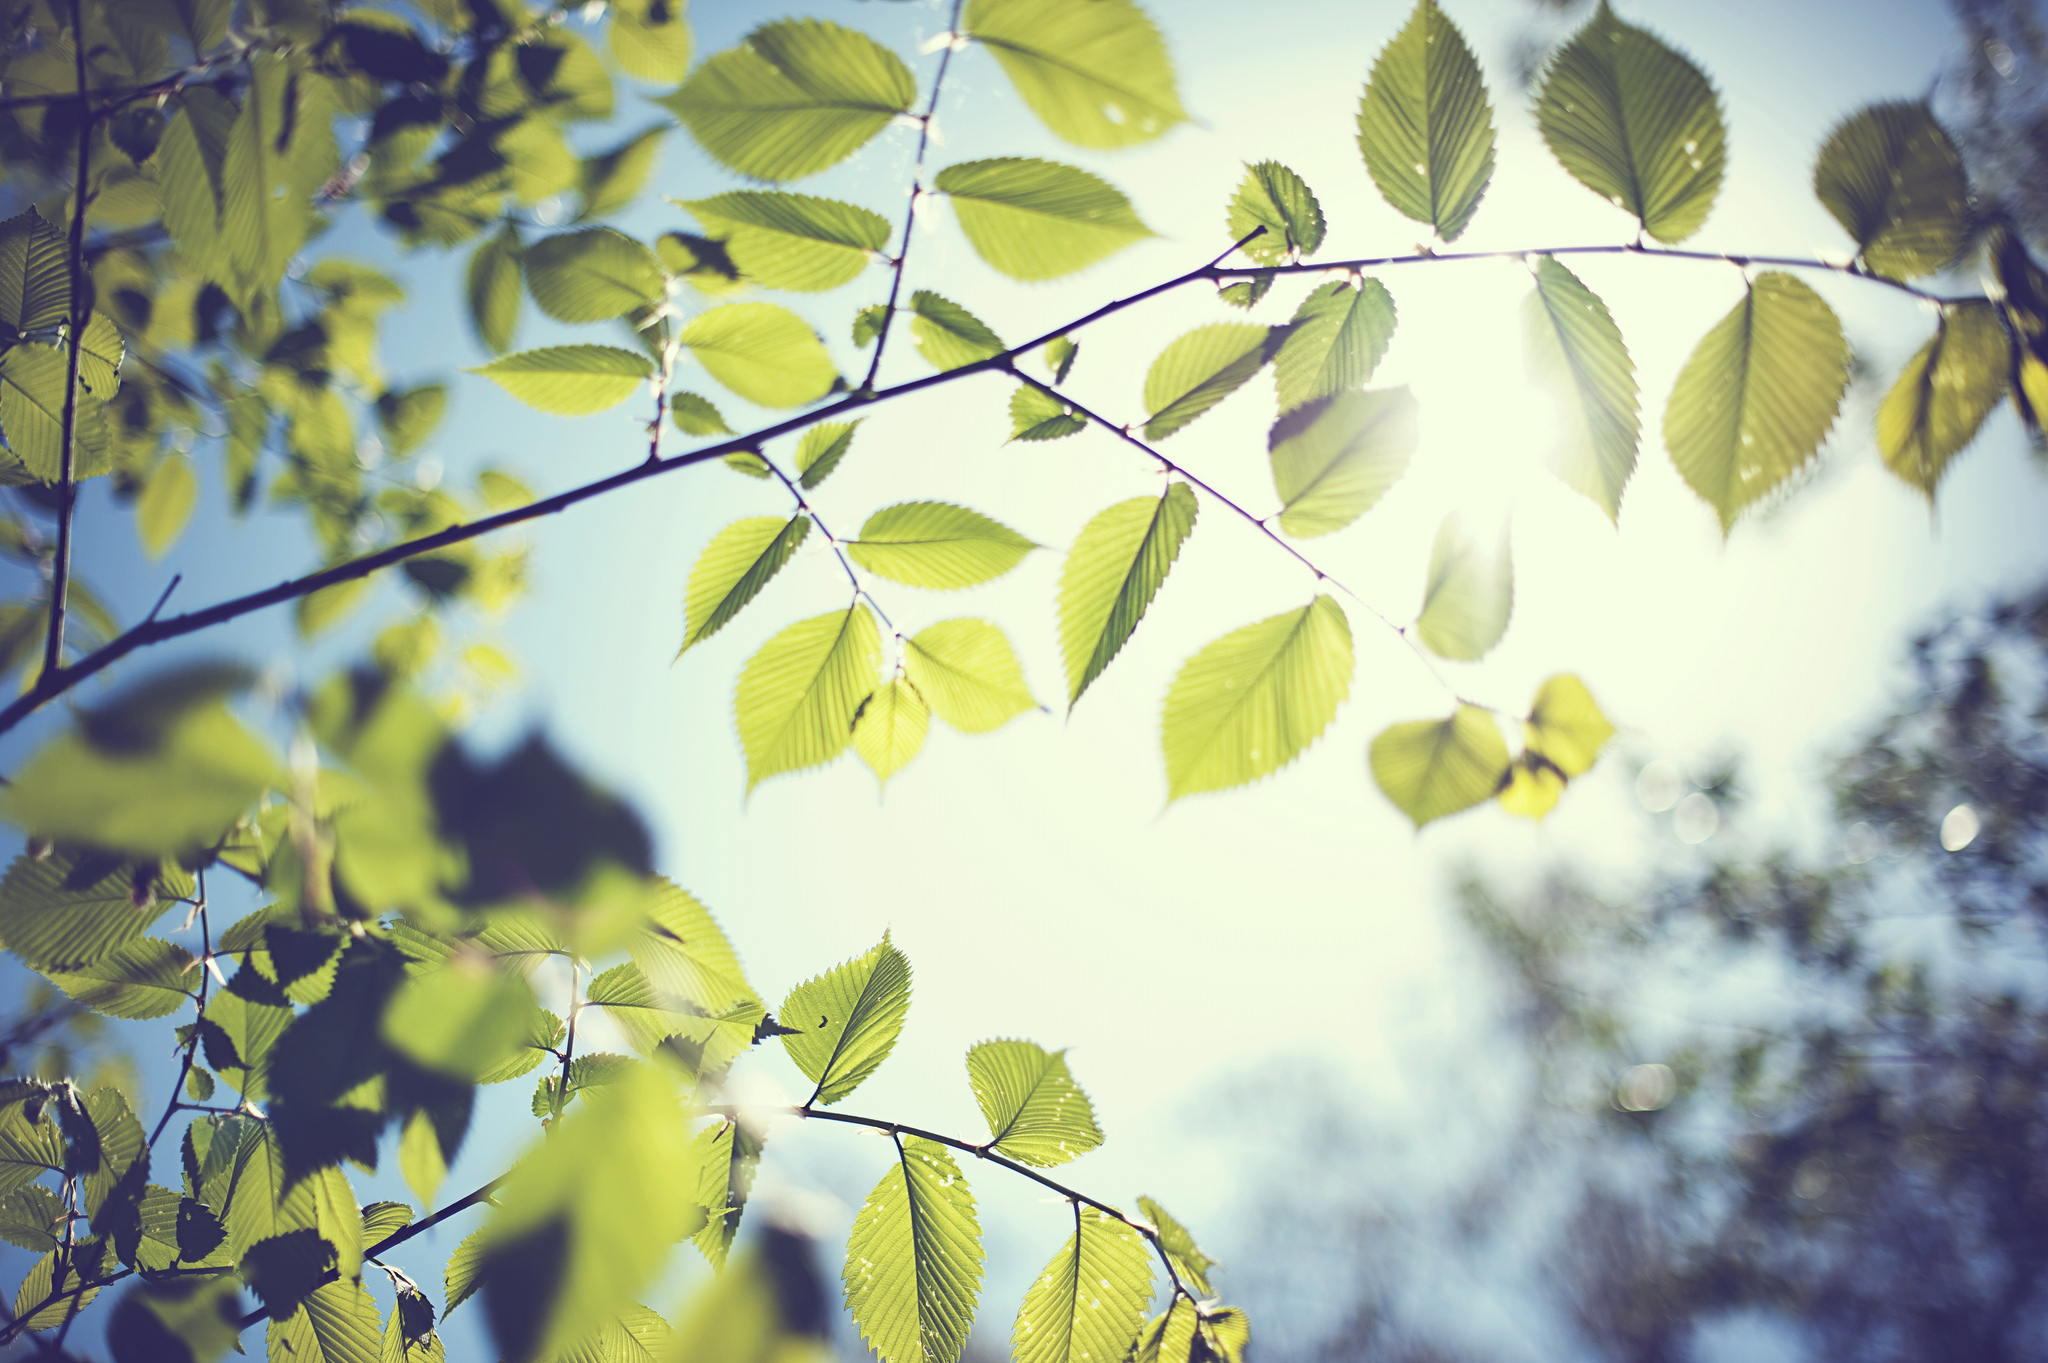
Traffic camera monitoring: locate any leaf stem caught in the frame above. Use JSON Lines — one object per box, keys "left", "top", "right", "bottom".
{"left": 41, "top": 0, "right": 92, "bottom": 684}
{"left": 760, "top": 455, "right": 896, "bottom": 634}
{"left": 149, "top": 884, "right": 211, "bottom": 1149}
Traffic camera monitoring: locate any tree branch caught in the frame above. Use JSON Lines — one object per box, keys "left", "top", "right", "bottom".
{"left": 40, "top": 0, "right": 91, "bottom": 683}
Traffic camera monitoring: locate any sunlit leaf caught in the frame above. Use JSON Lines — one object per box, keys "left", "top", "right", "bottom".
{"left": 797, "top": 420, "right": 862, "bottom": 488}
{"left": 470, "top": 345, "right": 651, "bottom": 416}
{"left": 1497, "top": 753, "right": 1565, "bottom": 821}
{"left": 1059, "top": 485, "right": 1198, "bottom": 707}
{"left": 1524, "top": 256, "right": 1638, "bottom": 521}
{"left": 670, "top": 391, "right": 732, "bottom": 437}
{"left": 1523, "top": 672, "right": 1613, "bottom": 779}
{"left": 844, "top": 1136, "right": 983, "bottom": 1363}
{"left": 44, "top": 938, "right": 194, "bottom": 1019}
{"left": 468, "top": 226, "right": 524, "bottom": 355}
{"left": 1415, "top": 514, "right": 1511, "bottom": 661}
{"left": 0, "top": 208, "right": 66, "bottom": 338}
{"left": 854, "top": 678, "right": 930, "bottom": 789}
{"left": 1370, "top": 705, "right": 1509, "bottom": 828}
{"left": 905, "top": 620, "right": 1038, "bottom": 733}
{"left": 962, "top": 0, "right": 1185, "bottom": 149}
{"left": 137, "top": 455, "right": 198, "bottom": 560}
{"left": 734, "top": 606, "right": 880, "bottom": 788}
{"left": 523, "top": 229, "right": 664, "bottom": 324}
{"left": 1142, "top": 323, "right": 1287, "bottom": 440}
{"left": 585, "top": 962, "right": 703, "bottom": 1054}
{"left": 1273, "top": 280, "right": 1396, "bottom": 414}
{"left": 1876, "top": 301, "right": 2011, "bottom": 499}
{"left": 689, "top": 1117, "right": 764, "bottom": 1270}
{"left": 578, "top": 127, "right": 667, "bottom": 221}
{"left": 1268, "top": 388, "right": 1417, "bottom": 538}
{"left": 0, "top": 343, "right": 112, "bottom": 480}
{"left": 609, "top": 0, "right": 692, "bottom": 85}
{"left": 909, "top": 291, "right": 1006, "bottom": 372}
{"left": 1134, "top": 1197, "right": 1215, "bottom": 1299}
{"left": 849, "top": 503, "right": 1037, "bottom": 589}
{"left": 77, "top": 315, "right": 124, "bottom": 399}
{"left": 936, "top": 158, "right": 1153, "bottom": 281}
{"left": 1226, "top": 161, "right": 1324, "bottom": 265}
{"left": 1044, "top": 336, "right": 1077, "bottom": 384}
{"left": 1010, "top": 386, "right": 1085, "bottom": 441}
{"left": 782, "top": 933, "right": 912, "bottom": 1106}
{"left": 380, "top": 961, "right": 535, "bottom": 1081}
{"left": 677, "top": 192, "right": 890, "bottom": 293}
{"left": 680, "top": 303, "right": 838, "bottom": 409}
{"left": 1813, "top": 101, "right": 1969, "bottom": 281}
{"left": 628, "top": 880, "right": 759, "bottom": 1020}
{"left": 1013, "top": 1206, "right": 1152, "bottom": 1363}
{"left": 682, "top": 516, "right": 809, "bottom": 654}
{"left": 1356, "top": 0, "right": 1496, "bottom": 243}
{"left": 966, "top": 1039, "right": 1101, "bottom": 1166}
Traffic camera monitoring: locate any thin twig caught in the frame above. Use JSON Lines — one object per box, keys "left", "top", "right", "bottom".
{"left": 41, "top": 0, "right": 91, "bottom": 683}
{"left": 149, "top": 887, "right": 209, "bottom": 1149}
{"left": 142, "top": 574, "right": 183, "bottom": 626}
{"left": 761, "top": 456, "right": 895, "bottom": 634}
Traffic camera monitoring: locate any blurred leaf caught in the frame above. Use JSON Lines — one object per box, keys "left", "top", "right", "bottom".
{"left": 1273, "top": 280, "right": 1396, "bottom": 414}
{"left": 381, "top": 961, "right": 536, "bottom": 1082}
{"left": 853, "top": 304, "right": 889, "bottom": 349}
{"left": 1227, "top": 161, "right": 1324, "bottom": 264}
{"left": 966, "top": 1039, "right": 1101, "bottom": 1166}
{"left": 661, "top": 19, "right": 915, "bottom": 182}
{"left": 1142, "top": 323, "right": 1287, "bottom": 440}
{"left": 844, "top": 1136, "right": 983, "bottom": 1363}
{"left": 376, "top": 385, "right": 449, "bottom": 458}
{"left": 1664, "top": 272, "right": 1849, "bottom": 532}
{"left": 1161, "top": 595, "right": 1352, "bottom": 801}
{"left": 1010, "top": 386, "right": 1085, "bottom": 441}
{"left": 797, "top": 419, "right": 862, "bottom": 488}
{"left": 848, "top": 502, "right": 1036, "bottom": 589}
{"left": 107, "top": 1276, "right": 243, "bottom": 1363}
{"left": 734, "top": 606, "right": 880, "bottom": 788}
{"left": 1536, "top": 3, "right": 1725, "bottom": 243}
{"left": 1013, "top": 1206, "right": 1152, "bottom": 1363}
{"left": 578, "top": 127, "right": 667, "bottom": 222}
{"left": 1525, "top": 255, "right": 1638, "bottom": 521}
{"left": 1268, "top": 388, "right": 1417, "bottom": 538}
{"left": 524, "top": 229, "right": 664, "bottom": 324}
{"left": 158, "top": 91, "right": 233, "bottom": 268}
{"left": 682, "top": 516, "right": 810, "bottom": 653}
{"left": 908, "top": 291, "right": 1005, "bottom": 372}
{"left": 670, "top": 391, "right": 732, "bottom": 436}
{"left": 468, "top": 226, "right": 524, "bottom": 355}
{"left": 137, "top": 454, "right": 198, "bottom": 559}
{"left": 962, "top": 0, "right": 1185, "bottom": 149}
{"left": 1877, "top": 301, "right": 2011, "bottom": 498}
{"left": 936, "top": 158, "right": 1153, "bottom": 282}
{"left": 628, "top": 880, "right": 759, "bottom": 1018}
{"left": 1523, "top": 672, "right": 1612, "bottom": 780}
{"left": 854, "top": 679, "right": 929, "bottom": 789}
{"left": 678, "top": 192, "right": 889, "bottom": 293}
{"left": 905, "top": 619, "right": 1037, "bottom": 733}
{"left": 1134, "top": 1197, "right": 1215, "bottom": 1299}
{"left": 1219, "top": 271, "right": 1275, "bottom": 311}
{"left": 1415, "top": 514, "right": 1511, "bottom": 661}
{"left": 470, "top": 345, "right": 651, "bottom": 416}
{"left": 1059, "top": 485, "right": 1197, "bottom": 707}
{"left": 1370, "top": 705, "right": 1509, "bottom": 827}
{"left": 680, "top": 303, "right": 837, "bottom": 408}
{"left": 781, "top": 933, "right": 911, "bottom": 1106}
{"left": 586, "top": 962, "right": 706, "bottom": 1054}
{"left": 609, "top": 0, "right": 692, "bottom": 84}
{"left": 1813, "top": 101, "right": 1969, "bottom": 281}
{"left": 1044, "top": 336, "right": 1077, "bottom": 383}
{"left": 1356, "top": 0, "right": 1495, "bottom": 242}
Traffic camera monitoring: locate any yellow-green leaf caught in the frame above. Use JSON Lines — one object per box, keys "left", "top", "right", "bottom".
{"left": 577, "top": 126, "right": 667, "bottom": 222}
{"left": 908, "top": 291, "right": 1006, "bottom": 372}
{"left": 468, "top": 226, "right": 523, "bottom": 355}
{"left": 848, "top": 503, "right": 1036, "bottom": 590}
{"left": 734, "top": 606, "right": 880, "bottom": 788}
{"left": 1414, "top": 514, "right": 1511, "bottom": 661}
{"left": 680, "top": 303, "right": 837, "bottom": 409}
{"left": 681, "top": 516, "right": 810, "bottom": 653}
{"left": 1369, "top": 704, "right": 1509, "bottom": 828}
{"left": 904, "top": 619, "right": 1037, "bottom": 733}
{"left": 1268, "top": 388, "right": 1417, "bottom": 538}
{"left": 609, "top": 0, "right": 692, "bottom": 85}
{"left": 962, "top": 0, "right": 1185, "bottom": 149}
{"left": 1013, "top": 1206, "right": 1153, "bottom": 1363}
{"left": 1226, "top": 161, "right": 1325, "bottom": 265}
{"left": 936, "top": 158, "right": 1153, "bottom": 282}
{"left": 1523, "top": 672, "right": 1612, "bottom": 778}
{"left": 1142, "top": 323, "right": 1286, "bottom": 440}
{"left": 1273, "top": 280, "right": 1396, "bottom": 414}
{"left": 1876, "top": 301, "right": 2011, "bottom": 499}
{"left": 677, "top": 192, "right": 890, "bottom": 293}
{"left": 523, "top": 229, "right": 664, "bottom": 324}
{"left": 670, "top": 391, "right": 731, "bottom": 437}
{"left": 1010, "top": 385, "right": 1085, "bottom": 441}
{"left": 1356, "top": 0, "right": 1496, "bottom": 243}
{"left": 1813, "top": 101, "right": 1969, "bottom": 281}
{"left": 1058, "top": 485, "right": 1197, "bottom": 707}
{"left": 854, "top": 678, "right": 929, "bottom": 789}
{"left": 797, "top": 420, "right": 861, "bottom": 488}
{"left": 844, "top": 1136, "right": 983, "bottom": 1363}
{"left": 469, "top": 345, "right": 651, "bottom": 416}
{"left": 1524, "top": 255, "right": 1638, "bottom": 521}
{"left": 781, "top": 933, "right": 912, "bottom": 1106}
{"left": 965, "top": 1039, "right": 1101, "bottom": 1167}
{"left": 137, "top": 454, "right": 198, "bottom": 560}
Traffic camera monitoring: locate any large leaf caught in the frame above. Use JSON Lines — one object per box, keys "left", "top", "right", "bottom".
{"left": 1414, "top": 514, "right": 1511, "bottom": 662}
{"left": 0, "top": 207, "right": 68, "bottom": 337}
{"left": 0, "top": 343, "right": 112, "bottom": 480}
{"left": 523, "top": 230, "right": 664, "bottom": 323}
{"left": 158, "top": 89, "right": 233, "bottom": 267}
{"left": 681, "top": 516, "right": 810, "bottom": 653}
{"left": 1535, "top": 3, "right": 1725, "bottom": 243}
{"left": 848, "top": 502, "right": 1036, "bottom": 589}
{"left": 908, "top": 292, "right": 1006, "bottom": 372}
{"left": 853, "top": 679, "right": 930, "bottom": 789}
{"left": 844, "top": 1136, "right": 983, "bottom": 1363}
{"left": 266, "top": 1279, "right": 384, "bottom": 1363}
{"left": 380, "top": 963, "right": 536, "bottom": 1081}
{"left": 1355, "top": 0, "right": 1496, "bottom": 242}
{"left": 681, "top": 303, "right": 837, "bottom": 408}
{"left": 44, "top": 938, "right": 195, "bottom": 1019}
{"left": 1813, "top": 101, "right": 1969, "bottom": 281}
{"left": 1524, "top": 256, "right": 1638, "bottom": 521}
{"left": 1226, "top": 161, "right": 1324, "bottom": 265}
{"left": 660, "top": 19, "right": 915, "bottom": 181}
{"left": 1273, "top": 280, "right": 1397, "bottom": 414}
{"left": 1013, "top": 1206, "right": 1153, "bottom": 1363}
{"left": 1876, "top": 301, "right": 2011, "bottom": 499}
{"left": 1142, "top": 324, "right": 1287, "bottom": 440}
{"left": 628, "top": 881, "right": 759, "bottom": 1019}
{"left": 903, "top": 620, "right": 1038, "bottom": 733}
{"left": 965, "top": 1039, "right": 1101, "bottom": 1166}
{"left": 936, "top": 158, "right": 1153, "bottom": 282}
{"left": 585, "top": 962, "right": 702, "bottom": 1054}
{"left": 0, "top": 1100, "right": 65, "bottom": 1197}
{"left": 469, "top": 345, "right": 651, "bottom": 416}
{"left": 1058, "top": 485, "right": 1198, "bottom": 707}
{"left": 1370, "top": 705, "right": 1509, "bottom": 828}
{"left": 962, "top": 0, "right": 1185, "bottom": 149}
{"left": 1267, "top": 388, "right": 1417, "bottom": 538}
{"left": 677, "top": 192, "right": 890, "bottom": 293}
{"left": 781, "top": 933, "right": 912, "bottom": 1107}
{"left": 1134, "top": 1198, "right": 1216, "bottom": 1300}
{"left": 1161, "top": 596, "right": 1353, "bottom": 801}
{"left": 734, "top": 606, "right": 880, "bottom": 788}
{"left": 1663, "top": 272, "right": 1849, "bottom": 532}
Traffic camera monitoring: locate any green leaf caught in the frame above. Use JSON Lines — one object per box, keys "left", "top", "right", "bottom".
{"left": 844, "top": 1136, "right": 983, "bottom": 1363}
{"left": 1370, "top": 704, "right": 1509, "bottom": 828}
{"left": 1161, "top": 595, "right": 1353, "bottom": 801}
{"left": 1813, "top": 101, "right": 1969, "bottom": 281}
{"left": 44, "top": 938, "right": 194, "bottom": 1019}
{"left": 1010, "top": 386, "right": 1085, "bottom": 441}
{"left": 137, "top": 454, "right": 199, "bottom": 559}
{"left": 1142, "top": 324, "right": 1288, "bottom": 440}
{"left": 1134, "top": 1197, "right": 1215, "bottom": 1299}
{"left": 966, "top": 1039, "right": 1101, "bottom": 1166}
{"left": 689, "top": 1118, "right": 764, "bottom": 1271}
{"left": 1227, "top": 161, "right": 1325, "bottom": 265}
{"left": 578, "top": 127, "right": 667, "bottom": 222}
{"left": 530, "top": 1054, "right": 635, "bottom": 1121}
{"left": 660, "top": 19, "right": 916, "bottom": 182}
{"left": 734, "top": 606, "right": 881, "bottom": 788}
{"left": 1013, "top": 1206, "right": 1153, "bottom": 1363}
{"left": 470, "top": 345, "right": 652, "bottom": 416}
{"left": 608, "top": 0, "right": 692, "bottom": 84}
{"left": 1415, "top": 514, "right": 1511, "bottom": 662}
{"left": 585, "top": 962, "right": 704, "bottom": 1054}
{"left": 158, "top": 89, "right": 233, "bottom": 267}
{"left": 1058, "top": 484, "right": 1198, "bottom": 707}
{"left": 670, "top": 391, "right": 732, "bottom": 437}
{"left": 626, "top": 881, "right": 758, "bottom": 1018}
{"left": 909, "top": 291, "right": 1006, "bottom": 372}
{"left": 523, "top": 229, "right": 664, "bottom": 324}
{"left": 854, "top": 679, "right": 930, "bottom": 789}
{"left": 682, "top": 516, "right": 810, "bottom": 653}
{"left": 0, "top": 1101, "right": 65, "bottom": 1198}
{"left": 905, "top": 620, "right": 1038, "bottom": 733}
{"left": 468, "top": 226, "right": 524, "bottom": 355}
{"left": 848, "top": 502, "right": 1037, "bottom": 590}
{"left": 1876, "top": 301, "right": 2012, "bottom": 499}
{"left": 781, "top": 933, "right": 912, "bottom": 1107}
{"left": 853, "top": 304, "right": 889, "bottom": 349}
{"left": 376, "top": 385, "right": 449, "bottom": 457}
{"left": 1273, "top": 280, "right": 1397, "bottom": 414}
{"left": 1219, "top": 271, "right": 1275, "bottom": 311}
{"left": 1523, "top": 672, "right": 1613, "bottom": 778}
{"left": 962, "top": 0, "right": 1185, "bottom": 149}
{"left": 0, "top": 1184, "right": 62, "bottom": 1252}
{"left": 220, "top": 55, "right": 318, "bottom": 297}
{"left": 1524, "top": 255, "right": 1639, "bottom": 521}
{"left": 1268, "top": 388, "right": 1417, "bottom": 538}
{"left": 1355, "top": 0, "right": 1496, "bottom": 243}
{"left": 268, "top": 1279, "right": 385, "bottom": 1363}
{"left": 678, "top": 192, "right": 889, "bottom": 293}
{"left": 0, "top": 207, "right": 69, "bottom": 337}
{"left": 1663, "top": 272, "right": 1850, "bottom": 532}
{"left": 1535, "top": 3, "right": 1726, "bottom": 243}
{"left": 1, "top": 342, "right": 112, "bottom": 481}
{"left": 680, "top": 303, "right": 838, "bottom": 409}
{"left": 936, "top": 158, "right": 1154, "bottom": 282}
{"left": 380, "top": 962, "right": 536, "bottom": 1082}
{"left": 77, "top": 315, "right": 124, "bottom": 399}
{"left": 797, "top": 420, "right": 862, "bottom": 488}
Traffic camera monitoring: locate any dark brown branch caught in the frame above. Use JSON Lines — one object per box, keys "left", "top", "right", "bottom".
{"left": 40, "top": 0, "right": 90, "bottom": 682}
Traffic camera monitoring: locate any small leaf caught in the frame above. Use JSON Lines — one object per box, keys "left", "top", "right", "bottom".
{"left": 376, "top": 385, "right": 449, "bottom": 457}
{"left": 523, "top": 229, "right": 665, "bottom": 324}
{"left": 677, "top": 192, "right": 890, "bottom": 293}
{"left": 470, "top": 345, "right": 651, "bottom": 416}
{"left": 724, "top": 451, "right": 772, "bottom": 479}
{"left": 734, "top": 606, "right": 881, "bottom": 788}
{"left": 797, "top": 420, "right": 862, "bottom": 488}
{"left": 1044, "top": 336, "right": 1077, "bottom": 383}
{"left": 1877, "top": 301, "right": 2012, "bottom": 498}
{"left": 77, "top": 315, "right": 125, "bottom": 399}
{"left": 1536, "top": 3, "right": 1726, "bottom": 243}
{"left": 1219, "top": 271, "right": 1275, "bottom": 311}
{"left": 1013, "top": 1206, "right": 1153, "bottom": 1363}
{"left": 681, "top": 516, "right": 810, "bottom": 654}
{"left": 1134, "top": 1198, "right": 1215, "bottom": 1299}
{"left": 1813, "top": 101, "right": 1970, "bottom": 281}
{"left": 904, "top": 620, "right": 1037, "bottom": 733}
{"left": 680, "top": 303, "right": 838, "bottom": 409}
{"left": 966, "top": 1039, "right": 1101, "bottom": 1166}
{"left": 1415, "top": 514, "right": 1511, "bottom": 662}
{"left": 0, "top": 343, "right": 112, "bottom": 480}
{"left": 962, "top": 0, "right": 1185, "bottom": 149}
{"left": 1524, "top": 256, "right": 1639, "bottom": 521}
{"left": 661, "top": 19, "right": 916, "bottom": 182}
{"left": 1523, "top": 673, "right": 1613, "bottom": 779}
{"left": 670, "top": 392, "right": 732, "bottom": 437}
{"left": 468, "top": 226, "right": 523, "bottom": 355}
{"left": 937, "top": 158, "right": 1154, "bottom": 282}
{"left": 1010, "top": 386, "right": 1085, "bottom": 442}
{"left": 1664, "top": 272, "right": 1850, "bottom": 531}
{"left": 854, "top": 679, "right": 930, "bottom": 789}
{"left": 578, "top": 126, "right": 667, "bottom": 222}
{"left": 843, "top": 1136, "right": 983, "bottom": 1363}
{"left": 1273, "top": 280, "right": 1397, "bottom": 414}
{"left": 137, "top": 455, "right": 198, "bottom": 559}
{"left": 1058, "top": 485, "right": 1198, "bottom": 707}
{"left": 781, "top": 933, "right": 912, "bottom": 1106}
{"left": 1356, "top": 0, "right": 1497, "bottom": 242}
{"left": 849, "top": 502, "right": 1037, "bottom": 590}
{"left": 1268, "top": 388, "right": 1417, "bottom": 538}
{"left": 1370, "top": 705, "right": 1509, "bottom": 828}
{"left": 1226, "top": 161, "right": 1324, "bottom": 265}
{"left": 909, "top": 291, "right": 1006, "bottom": 372}
{"left": 1142, "top": 323, "right": 1288, "bottom": 440}
{"left": 853, "top": 304, "right": 889, "bottom": 349}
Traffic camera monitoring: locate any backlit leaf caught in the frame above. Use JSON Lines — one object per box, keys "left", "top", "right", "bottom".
{"left": 962, "top": 0, "right": 1185, "bottom": 149}
{"left": 1013, "top": 1206, "right": 1152, "bottom": 1363}
{"left": 909, "top": 291, "right": 1006, "bottom": 372}
{"left": 734, "top": 606, "right": 880, "bottom": 788}
{"left": 77, "top": 315, "right": 124, "bottom": 399}
{"left": 1813, "top": 101, "right": 1969, "bottom": 281}
{"left": 782, "top": 933, "right": 912, "bottom": 1106}
{"left": 44, "top": 938, "right": 194, "bottom": 1019}
{"left": 380, "top": 962, "right": 535, "bottom": 1082}
{"left": 629, "top": 880, "right": 759, "bottom": 1020}
{"left": 677, "top": 192, "right": 889, "bottom": 293}
{"left": 854, "top": 678, "right": 930, "bottom": 789}
{"left": 1044, "top": 336, "right": 1078, "bottom": 384}
{"left": 1226, "top": 161, "right": 1324, "bottom": 265}
{"left": 670, "top": 391, "right": 732, "bottom": 437}
{"left": 1356, "top": 0, "right": 1496, "bottom": 242}
{"left": 1010, "top": 386, "right": 1085, "bottom": 441}
{"left": 1134, "top": 1198, "right": 1215, "bottom": 1300}
{"left": 905, "top": 620, "right": 1038, "bottom": 733}
{"left": 1523, "top": 673, "right": 1612, "bottom": 779}
{"left": 849, "top": 503, "right": 1037, "bottom": 590}
{"left": 578, "top": 127, "right": 667, "bottom": 222}
{"left": 137, "top": 455, "right": 198, "bottom": 559}
{"left": 1876, "top": 301, "right": 2011, "bottom": 498}
{"left": 585, "top": 962, "right": 702, "bottom": 1054}
{"left": 609, "top": 0, "right": 692, "bottom": 84}
{"left": 680, "top": 303, "right": 837, "bottom": 409}
{"left": 1268, "top": 388, "right": 1417, "bottom": 538}
{"left": 1058, "top": 485, "right": 1198, "bottom": 707}
{"left": 1524, "top": 256, "right": 1638, "bottom": 521}
{"left": 683, "top": 516, "right": 810, "bottom": 653}
{"left": 936, "top": 158, "right": 1153, "bottom": 281}
{"left": 468, "top": 226, "right": 524, "bottom": 355}
{"left": 1142, "top": 324, "right": 1287, "bottom": 440}
{"left": 470, "top": 345, "right": 651, "bottom": 416}
{"left": 0, "top": 207, "right": 68, "bottom": 336}
{"left": 844, "top": 1136, "right": 983, "bottom": 1363}
{"left": 1161, "top": 596, "right": 1353, "bottom": 801}
{"left": 0, "top": 343, "right": 112, "bottom": 480}
{"left": 689, "top": 1118, "right": 764, "bottom": 1270}
{"left": 797, "top": 420, "right": 862, "bottom": 488}
{"left": 1370, "top": 705, "right": 1509, "bottom": 828}
{"left": 523, "top": 229, "right": 664, "bottom": 324}
{"left": 1415, "top": 514, "right": 1511, "bottom": 661}
{"left": 1273, "top": 280, "right": 1397, "bottom": 414}
{"left": 966, "top": 1039, "right": 1101, "bottom": 1166}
